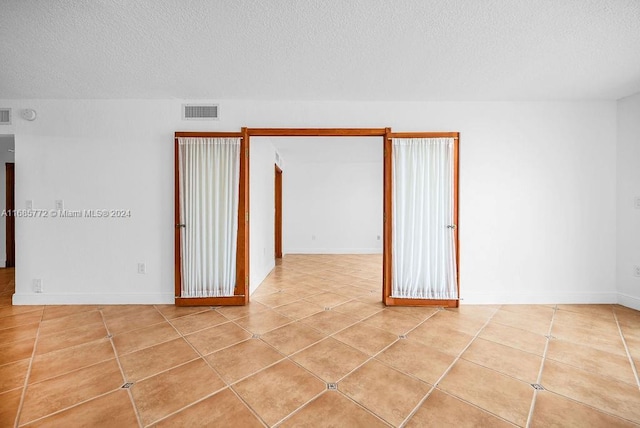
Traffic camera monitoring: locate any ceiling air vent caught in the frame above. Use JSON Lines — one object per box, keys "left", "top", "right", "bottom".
{"left": 0, "top": 109, "right": 11, "bottom": 125}
{"left": 182, "top": 104, "right": 219, "bottom": 120}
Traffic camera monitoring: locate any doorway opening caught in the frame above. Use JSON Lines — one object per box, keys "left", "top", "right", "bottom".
{"left": 174, "top": 128, "right": 459, "bottom": 308}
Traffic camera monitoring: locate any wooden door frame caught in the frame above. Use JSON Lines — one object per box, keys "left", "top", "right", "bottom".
{"left": 383, "top": 131, "right": 460, "bottom": 307}
{"left": 274, "top": 164, "right": 283, "bottom": 259}
{"left": 174, "top": 130, "right": 250, "bottom": 306}
{"left": 174, "top": 127, "right": 460, "bottom": 307}
{"left": 5, "top": 163, "right": 15, "bottom": 268}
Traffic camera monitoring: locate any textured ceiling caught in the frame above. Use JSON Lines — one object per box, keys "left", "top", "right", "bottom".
{"left": 1, "top": 0, "right": 639, "bottom": 101}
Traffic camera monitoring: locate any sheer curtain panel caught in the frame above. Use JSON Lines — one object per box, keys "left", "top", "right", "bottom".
{"left": 392, "top": 138, "right": 458, "bottom": 299}
{"left": 178, "top": 137, "right": 240, "bottom": 297}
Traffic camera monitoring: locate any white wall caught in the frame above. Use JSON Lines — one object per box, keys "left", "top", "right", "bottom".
{"left": 616, "top": 92, "right": 640, "bottom": 310}
{"left": 0, "top": 135, "right": 15, "bottom": 265}
{"left": 283, "top": 160, "right": 383, "bottom": 254}
{"left": 0, "top": 99, "right": 617, "bottom": 305}
{"left": 249, "top": 137, "right": 276, "bottom": 295}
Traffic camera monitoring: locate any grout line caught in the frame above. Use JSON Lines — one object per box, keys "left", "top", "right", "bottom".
{"left": 13, "top": 307, "right": 44, "bottom": 428}
{"left": 399, "top": 305, "right": 500, "bottom": 427}
{"left": 524, "top": 304, "right": 558, "bottom": 428}
{"left": 99, "top": 309, "right": 144, "bottom": 428}
{"left": 612, "top": 309, "right": 640, "bottom": 389}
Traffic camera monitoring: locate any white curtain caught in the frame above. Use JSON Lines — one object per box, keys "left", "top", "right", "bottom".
{"left": 392, "top": 138, "right": 458, "bottom": 299}
{"left": 178, "top": 137, "right": 240, "bottom": 297}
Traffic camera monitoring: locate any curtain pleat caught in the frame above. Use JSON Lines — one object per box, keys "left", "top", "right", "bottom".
{"left": 178, "top": 137, "right": 240, "bottom": 297}
{"left": 392, "top": 138, "right": 458, "bottom": 299}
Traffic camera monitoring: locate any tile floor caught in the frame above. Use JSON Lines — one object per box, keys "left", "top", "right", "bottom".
{"left": 1, "top": 255, "right": 640, "bottom": 427}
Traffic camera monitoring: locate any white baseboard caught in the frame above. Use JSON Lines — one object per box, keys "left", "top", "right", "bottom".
{"left": 250, "top": 262, "right": 275, "bottom": 296}
{"left": 12, "top": 292, "right": 175, "bottom": 305}
{"left": 617, "top": 293, "right": 640, "bottom": 311}
{"left": 284, "top": 248, "right": 383, "bottom": 255}
{"left": 461, "top": 292, "right": 618, "bottom": 305}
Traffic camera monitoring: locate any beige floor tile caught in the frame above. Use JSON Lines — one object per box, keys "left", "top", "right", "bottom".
{"left": 113, "top": 321, "right": 179, "bottom": 355}
{"left": 0, "top": 323, "right": 39, "bottom": 346}
{"left": 445, "top": 304, "right": 499, "bottom": 319}
{"left": 273, "top": 300, "right": 324, "bottom": 320}
{"left": 499, "top": 304, "right": 555, "bottom": 318}
{"left": 291, "top": 337, "right": 369, "bottom": 382}
{"left": 216, "top": 301, "right": 269, "bottom": 321}
{"left": 385, "top": 305, "right": 439, "bottom": 320}
{"left": 406, "top": 389, "right": 514, "bottom": 428}
{"left": 303, "top": 292, "right": 352, "bottom": 308}
{"left": 438, "top": 359, "right": 533, "bottom": 426}
{"left": 154, "top": 304, "right": 208, "bottom": 320}
{"left": 546, "top": 338, "right": 636, "bottom": 386}
{"left": 261, "top": 322, "right": 325, "bottom": 355}
{"left": 0, "top": 388, "right": 22, "bottom": 427}
{"left": 556, "top": 304, "right": 616, "bottom": 321}
{"left": 185, "top": 322, "right": 252, "bottom": 355}
{"left": 131, "top": 358, "right": 226, "bottom": 426}
{"left": 376, "top": 339, "right": 455, "bottom": 384}
{"left": 531, "top": 390, "right": 636, "bottom": 428}
{"left": 625, "top": 335, "right": 640, "bottom": 362}
{"left": 100, "top": 305, "right": 153, "bottom": 319}
{"left": 205, "top": 339, "right": 283, "bottom": 384}
{"left": 0, "top": 311, "right": 43, "bottom": 330}
{"left": 24, "top": 389, "right": 139, "bottom": 427}
{"left": 551, "top": 323, "right": 628, "bottom": 357}
{"left": 253, "top": 291, "right": 302, "bottom": 308}
{"left": 35, "top": 322, "right": 107, "bottom": 355}
{"left": 19, "top": 359, "right": 123, "bottom": 424}
{"left": 361, "top": 310, "right": 424, "bottom": 335}
{"left": 0, "top": 305, "right": 43, "bottom": 319}
{"left": 491, "top": 309, "right": 552, "bottom": 335}
{"left": 616, "top": 310, "right": 640, "bottom": 330}
{"left": 156, "top": 388, "right": 263, "bottom": 427}
{"left": 104, "top": 307, "right": 166, "bottom": 335}
{"left": 0, "top": 337, "right": 34, "bottom": 366}
{"left": 541, "top": 359, "right": 640, "bottom": 423}
{"left": 409, "top": 324, "right": 474, "bottom": 356}
{"left": 169, "top": 309, "right": 229, "bottom": 335}
{"left": 420, "top": 310, "right": 487, "bottom": 336}
{"left": 234, "top": 310, "right": 292, "bottom": 335}
{"left": 40, "top": 305, "right": 100, "bottom": 321}
{"left": 299, "top": 310, "right": 359, "bottom": 335}
{"left": 479, "top": 322, "right": 548, "bottom": 355}
{"left": 554, "top": 309, "right": 619, "bottom": 334}
{"left": 234, "top": 359, "right": 325, "bottom": 426}
{"left": 38, "top": 310, "right": 104, "bottom": 337}
{"left": 120, "top": 337, "right": 199, "bottom": 382}
{"left": 355, "top": 292, "right": 386, "bottom": 305}
{"left": 29, "top": 338, "right": 115, "bottom": 384}
{"left": 0, "top": 359, "right": 29, "bottom": 393}
{"left": 340, "top": 359, "right": 430, "bottom": 426}
{"left": 462, "top": 337, "right": 542, "bottom": 383}
{"left": 279, "top": 391, "right": 388, "bottom": 428}
{"left": 333, "top": 322, "right": 398, "bottom": 356}
{"left": 332, "top": 300, "right": 384, "bottom": 320}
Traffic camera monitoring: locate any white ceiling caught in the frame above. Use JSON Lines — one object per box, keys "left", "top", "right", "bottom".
{"left": 1, "top": 1, "right": 639, "bottom": 101}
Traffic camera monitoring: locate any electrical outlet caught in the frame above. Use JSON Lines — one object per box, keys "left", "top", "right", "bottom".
{"left": 55, "top": 200, "right": 64, "bottom": 210}
{"left": 138, "top": 263, "right": 146, "bottom": 274}
{"left": 26, "top": 200, "right": 33, "bottom": 210}
{"left": 634, "top": 266, "right": 640, "bottom": 277}
{"left": 33, "top": 279, "right": 43, "bottom": 293}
